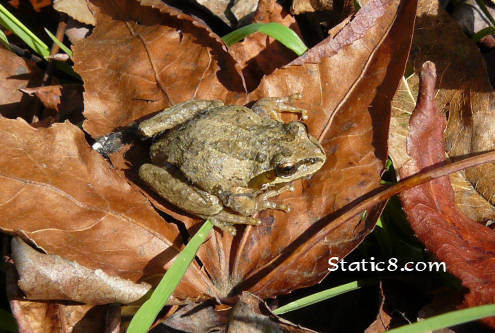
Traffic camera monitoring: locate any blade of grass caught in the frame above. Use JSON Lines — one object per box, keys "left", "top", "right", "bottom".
{"left": 127, "top": 220, "right": 214, "bottom": 333}
{"left": 387, "top": 304, "right": 495, "bottom": 333}
{"left": 0, "top": 29, "right": 9, "bottom": 50}
{"left": 0, "top": 4, "right": 50, "bottom": 58}
{"left": 222, "top": 22, "right": 308, "bottom": 56}
{"left": 44, "top": 28, "right": 73, "bottom": 58}
{"left": 475, "top": 0, "right": 495, "bottom": 27}
{"left": 273, "top": 279, "right": 376, "bottom": 315}
{"left": 472, "top": 26, "right": 495, "bottom": 42}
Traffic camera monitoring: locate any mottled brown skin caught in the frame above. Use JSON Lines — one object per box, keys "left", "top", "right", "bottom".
{"left": 138, "top": 96, "right": 326, "bottom": 234}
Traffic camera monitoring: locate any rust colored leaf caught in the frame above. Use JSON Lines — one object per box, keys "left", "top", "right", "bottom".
{"left": 0, "top": 48, "right": 42, "bottom": 121}
{"left": 72, "top": 0, "right": 417, "bottom": 304}
{"left": 19, "top": 84, "right": 84, "bottom": 126}
{"left": 0, "top": 117, "right": 215, "bottom": 302}
{"left": 73, "top": 0, "right": 245, "bottom": 138}
{"left": 163, "top": 292, "right": 316, "bottom": 332}
{"left": 229, "top": 0, "right": 301, "bottom": 90}
{"left": 389, "top": 0, "right": 495, "bottom": 223}
{"left": 224, "top": 0, "right": 418, "bottom": 298}
{"left": 12, "top": 237, "right": 150, "bottom": 304}
{"left": 398, "top": 62, "right": 495, "bottom": 328}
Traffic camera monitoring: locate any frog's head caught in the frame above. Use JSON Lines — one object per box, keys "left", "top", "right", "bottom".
{"left": 270, "top": 121, "right": 326, "bottom": 184}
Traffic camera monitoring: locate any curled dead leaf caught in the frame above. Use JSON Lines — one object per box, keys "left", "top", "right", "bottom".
{"left": 398, "top": 61, "right": 495, "bottom": 328}
{"left": 389, "top": 0, "right": 495, "bottom": 223}
{"left": 12, "top": 237, "right": 151, "bottom": 304}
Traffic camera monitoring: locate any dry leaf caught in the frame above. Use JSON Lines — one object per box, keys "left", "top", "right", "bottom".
{"left": 0, "top": 117, "right": 214, "bottom": 302}
{"left": 69, "top": 0, "right": 417, "bottom": 304}
{"left": 53, "top": 0, "right": 96, "bottom": 25}
{"left": 73, "top": 0, "right": 245, "bottom": 138}
{"left": 2, "top": 0, "right": 418, "bottom": 329}
{"left": 163, "top": 292, "right": 317, "bottom": 332}
{"left": 398, "top": 61, "right": 495, "bottom": 328}
{"left": 291, "top": 0, "right": 335, "bottom": 15}
{"left": 0, "top": 48, "right": 42, "bottom": 121}
{"left": 389, "top": 0, "right": 495, "bottom": 223}
{"left": 229, "top": 0, "right": 300, "bottom": 90}
{"left": 12, "top": 237, "right": 150, "bottom": 304}
{"left": 193, "top": 0, "right": 259, "bottom": 26}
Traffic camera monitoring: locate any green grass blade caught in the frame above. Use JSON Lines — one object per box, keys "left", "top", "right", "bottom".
{"left": 273, "top": 279, "right": 375, "bottom": 315}
{"left": 127, "top": 220, "right": 214, "bottom": 333}
{"left": 44, "top": 28, "right": 73, "bottom": 57}
{"left": 0, "top": 28, "right": 9, "bottom": 50}
{"left": 475, "top": 0, "right": 495, "bottom": 27}
{"left": 0, "top": 308, "right": 18, "bottom": 333}
{"left": 388, "top": 304, "right": 495, "bottom": 333}
{"left": 472, "top": 26, "right": 495, "bottom": 42}
{"left": 0, "top": 4, "right": 50, "bottom": 58}
{"left": 222, "top": 22, "right": 308, "bottom": 56}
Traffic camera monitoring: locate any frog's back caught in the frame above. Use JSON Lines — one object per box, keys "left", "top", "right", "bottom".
{"left": 150, "top": 105, "right": 289, "bottom": 193}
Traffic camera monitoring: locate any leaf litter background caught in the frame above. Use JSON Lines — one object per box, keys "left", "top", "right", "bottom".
{"left": 2, "top": 0, "right": 495, "bottom": 331}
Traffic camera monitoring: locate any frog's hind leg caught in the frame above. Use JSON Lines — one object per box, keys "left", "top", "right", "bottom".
{"left": 252, "top": 93, "right": 308, "bottom": 121}
{"left": 138, "top": 99, "right": 224, "bottom": 138}
{"left": 139, "top": 163, "right": 223, "bottom": 216}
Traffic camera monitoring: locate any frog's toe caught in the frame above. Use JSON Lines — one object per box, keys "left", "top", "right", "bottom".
{"left": 209, "top": 218, "right": 237, "bottom": 235}
{"left": 259, "top": 200, "right": 290, "bottom": 213}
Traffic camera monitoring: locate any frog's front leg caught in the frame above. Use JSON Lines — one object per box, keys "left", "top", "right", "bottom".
{"left": 138, "top": 99, "right": 224, "bottom": 138}
{"left": 220, "top": 184, "right": 295, "bottom": 216}
{"left": 252, "top": 93, "right": 308, "bottom": 121}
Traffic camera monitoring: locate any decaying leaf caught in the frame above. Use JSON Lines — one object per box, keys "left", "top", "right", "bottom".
{"left": 0, "top": 48, "right": 42, "bottom": 121}
{"left": 229, "top": 0, "right": 301, "bottom": 90}
{"left": 192, "top": 0, "right": 259, "bottom": 26}
{"left": 1, "top": 0, "right": 422, "bottom": 329}
{"left": 0, "top": 117, "right": 214, "bottom": 302}
{"left": 12, "top": 237, "right": 150, "bottom": 304}
{"left": 291, "top": 0, "right": 335, "bottom": 15}
{"left": 163, "top": 292, "right": 317, "bottom": 332}
{"left": 53, "top": 0, "right": 96, "bottom": 25}
{"left": 73, "top": 0, "right": 245, "bottom": 138}
{"left": 389, "top": 0, "right": 495, "bottom": 223}
{"left": 398, "top": 61, "right": 495, "bottom": 328}
{"left": 54, "top": 0, "right": 417, "bottom": 304}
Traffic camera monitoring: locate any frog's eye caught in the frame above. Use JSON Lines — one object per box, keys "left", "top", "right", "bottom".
{"left": 276, "top": 163, "right": 298, "bottom": 177}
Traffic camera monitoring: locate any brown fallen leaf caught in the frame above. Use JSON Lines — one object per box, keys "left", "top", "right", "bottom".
{"left": 229, "top": 0, "right": 301, "bottom": 90}
{"left": 0, "top": 48, "right": 42, "bottom": 121}
{"left": 53, "top": 0, "right": 96, "bottom": 25}
{"left": 73, "top": 0, "right": 245, "bottom": 138}
{"left": 0, "top": 117, "right": 214, "bottom": 302}
{"left": 2, "top": 0, "right": 420, "bottom": 329}
{"left": 70, "top": 0, "right": 417, "bottom": 303}
{"left": 163, "top": 292, "right": 317, "bottom": 332}
{"left": 398, "top": 61, "right": 495, "bottom": 328}
{"left": 364, "top": 282, "right": 391, "bottom": 333}
{"left": 190, "top": 0, "right": 259, "bottom": 26}
{"left": 5, "top": 254, "right": 119, "bottom": 333}
{"left": 19, "top": 84, "right": 84, "bottom": 126}
{"left": 390, "top": 0, "right": 495, "bottom": 223}
{"left": 12, "top": 237, "right": 150, "bottom": 304}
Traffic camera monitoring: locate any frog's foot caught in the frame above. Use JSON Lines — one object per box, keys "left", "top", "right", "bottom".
{"left": 209, "top": 211, "right": 261, "bottom": 235}
{"left": 256, "top": 183, "right": 295, "bottom": 213}
{"left": 252, "top": 93, "right": 308, "bottom": 121}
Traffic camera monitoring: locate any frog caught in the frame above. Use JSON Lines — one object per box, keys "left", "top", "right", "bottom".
{"left": 137, "top": 95, "right": 326, "bottom": 235}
